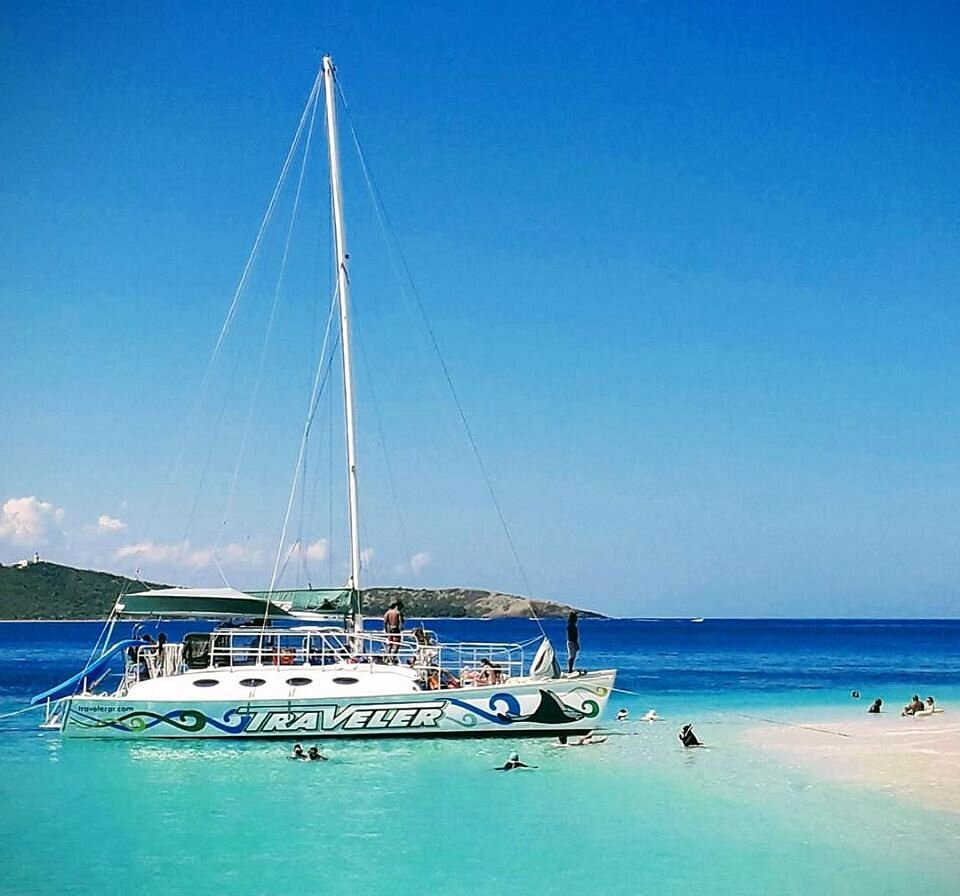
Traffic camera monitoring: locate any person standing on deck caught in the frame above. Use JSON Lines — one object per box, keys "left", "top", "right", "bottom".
{"left": 384, "top": 601, "right": 404, "bottom": 658}
{"left": 566, "top": 611, "right": 580, "bottom": 674}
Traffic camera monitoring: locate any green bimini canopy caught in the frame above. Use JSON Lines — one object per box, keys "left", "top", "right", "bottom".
{"left": 117, "top": 586, "right": 357, "bottom": 620}
{"left": 117, "top": 587, "right": 296, "bottom": 619}
{"left": 248, "top": 588, "right": 355, "bottom": 615}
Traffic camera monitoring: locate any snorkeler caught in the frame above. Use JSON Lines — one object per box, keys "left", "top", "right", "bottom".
{"left": 496, "top": 752, "right": 536, "bottom": 770}
{"left": 556, "top": 733, "right": 608, "bottom": 747}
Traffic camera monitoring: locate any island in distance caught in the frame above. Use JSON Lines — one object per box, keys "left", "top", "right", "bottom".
{"left": 0, "top": 560, "right": 605, "bottom": 621}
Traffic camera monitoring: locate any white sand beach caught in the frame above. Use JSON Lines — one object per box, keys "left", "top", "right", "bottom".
{"left": 745, "top": 710, "right": 960, "bottom": 814}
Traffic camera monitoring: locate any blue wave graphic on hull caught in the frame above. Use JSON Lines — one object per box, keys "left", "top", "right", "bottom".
{"left": 72, "top": 708, "right": 253, "bottom": 734}
{"left": 445, "top": 692, "right": 521, "bottom": 724}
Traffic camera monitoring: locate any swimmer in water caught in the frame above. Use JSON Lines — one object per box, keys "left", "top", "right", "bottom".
{"left": 556, "top": 733, "right": 608, "bottom": 747}
{"left": 307, "top": 746, "right": 328, "bottom": 761}
{"left": 616, "top": 708, "right": 628, "bottom": 722}
{"left": 496, "top": 752, "right": 536, "bottom": 770}
{"left": 291, "top": 743, "right": 307, "bottom": 760}
{"left": 678, "top": 724, "right": 703, "bottom": 747}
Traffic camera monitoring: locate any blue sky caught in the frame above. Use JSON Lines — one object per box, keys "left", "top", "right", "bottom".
{"left": 2, "top": 2, "right": 959, "bottom": 616}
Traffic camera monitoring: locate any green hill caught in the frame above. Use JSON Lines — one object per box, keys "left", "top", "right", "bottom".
{"left": 0, "top": 561, "right": 604, "bottom": 620}
{"left": 0, "top": 561, "right": 169, "bottom": 620}
{"left": 361, "top": 587, "right": 602, "bottom": 619}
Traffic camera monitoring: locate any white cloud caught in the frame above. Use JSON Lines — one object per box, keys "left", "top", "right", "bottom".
{"left": 116, "top": 539, "right": 263, "bottom": 570}
{"left": 0, "top": 496, "right": 66, "bottom": 547}
{"left": 116, "top": 540, "right": 187, "bottom": 564}
{"left": 410, "top": 551, "right": 431, "bottom": 575}
{"left": 97, "top": 514, "right": 126, "bottom": 532}
{"left": 212, "top": 542, "right": 264, "bottom": 568}
{"left": 393, "top": 551, "right": 432, "bottom": 577}
{"left": 284, "top": 539, "right": 328, "bottom": 563}
{"left": 306, "top": 539, "right": 328, "bottom": 561}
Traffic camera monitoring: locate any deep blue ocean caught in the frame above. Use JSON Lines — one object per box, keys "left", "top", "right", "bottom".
{"left": 2, "top": 617, "right": 959, "bottom": 895}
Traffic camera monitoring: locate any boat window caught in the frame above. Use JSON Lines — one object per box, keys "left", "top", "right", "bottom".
{"left": 286, "top": 677, "right": 312, "bottom": 687}
{"left": 193, "top": 679, "right": 219, "bottom": 688}
{"left": 239, "top": 678, "right": 266, "bottom": 688}
{"left": 332, "top": 677, "right": 359, "bottom": 685}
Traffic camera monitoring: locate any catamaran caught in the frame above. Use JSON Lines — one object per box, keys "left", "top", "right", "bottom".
{"left": 34, "top": 57, "right": 616, "bottom": 740}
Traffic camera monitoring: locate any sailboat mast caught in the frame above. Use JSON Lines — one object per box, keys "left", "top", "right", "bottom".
{"left": 322, "top": 56, "right": 363, "bottom": 631}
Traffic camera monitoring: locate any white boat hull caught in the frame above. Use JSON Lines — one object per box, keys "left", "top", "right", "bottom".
{"left": 61, "top": 670, "right": 616, "bottom": 739}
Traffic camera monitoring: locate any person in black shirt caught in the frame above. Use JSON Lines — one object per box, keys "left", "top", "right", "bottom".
{"left": 566, "top": 612, "right": 580, "bottom": 674}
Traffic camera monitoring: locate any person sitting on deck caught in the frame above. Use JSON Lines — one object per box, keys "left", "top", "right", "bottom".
{"left": 425, "top": 667, "right": 460, "bottom": 690}
{"left": 411, "top": 626, "right": 438, "bottom": 669}
{"left": 678, "top": 723, "right": 703, "bottom": 747}
{"left": 477, "top": 658, "right": 503, "bottom": 685}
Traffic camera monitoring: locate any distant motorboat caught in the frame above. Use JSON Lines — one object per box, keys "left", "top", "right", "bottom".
{"left": 690, "top": 618, "right": 705, "bottom": 624}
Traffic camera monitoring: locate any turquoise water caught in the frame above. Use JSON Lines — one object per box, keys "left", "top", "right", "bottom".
{"left": 2, "top": 619, "right": 959, "bottom": 895}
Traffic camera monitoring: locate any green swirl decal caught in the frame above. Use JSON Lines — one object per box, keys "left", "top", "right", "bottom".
{"left": 581, "top": 699, "right": 600, "bottom": 718}
{"left": 74, "top": 709, "right": 208, "bottom": 733}
{"left": 569, "top": 685, "right": 608, "bottom": 698}
{"left": 448, "top": 712, "right": 479, "bottom": 728}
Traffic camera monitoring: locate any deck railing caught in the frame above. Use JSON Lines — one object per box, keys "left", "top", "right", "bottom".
{"left": 121, "top": 628, "right": 526, "bottom": 690}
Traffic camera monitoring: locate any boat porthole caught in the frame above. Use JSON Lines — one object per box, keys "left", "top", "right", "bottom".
{"left": 239, "top": 678, "right": 266, "bottom": 688}
{"left": 286, "top": 677, "right": 312, "bottom": 687}
{"left": 193, "top": 679, "right": 219, "bottom": 688}
{"left": 332, "top": 677, "right": 359, "bottom": 685}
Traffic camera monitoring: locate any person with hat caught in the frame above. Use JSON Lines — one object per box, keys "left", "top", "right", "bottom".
{"left": 496, "top": 752, "right": 536, "bottom": 770}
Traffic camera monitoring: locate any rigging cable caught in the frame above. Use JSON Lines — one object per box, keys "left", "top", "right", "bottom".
{"left": 351, "top": 301, "right": 414, "bottom": 580}
{"left": 337, "top": 83, "right": 545, "bottom": 638}
{"left": 214, "top": 73, "right": 322, "bottom": 564}
{"left": 265, "top": 284, "right": 342, "bottom": 601}
{"left": 151, "top": 66, "right": 325, "bottom": 552}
